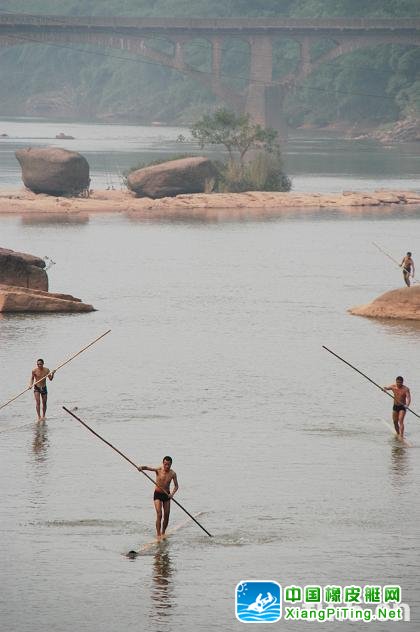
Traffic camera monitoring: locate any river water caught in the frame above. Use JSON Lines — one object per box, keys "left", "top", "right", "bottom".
{"left": 0, "top": 120, "right": 419, "bottom": 631}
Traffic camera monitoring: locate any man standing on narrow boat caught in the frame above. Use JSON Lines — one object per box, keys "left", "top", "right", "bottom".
{"left": 29, "top": 358, "right": 55, "bottom": 422}
{"left": 138, "top": 456, "right": 179, "bottom": 538}
{"left": 383, "top": 376, "right": 411, "bottom": 439}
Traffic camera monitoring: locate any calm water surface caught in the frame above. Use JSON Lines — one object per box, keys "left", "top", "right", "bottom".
{"left": 0, "top": 205, "right": 419, "bottom": 631}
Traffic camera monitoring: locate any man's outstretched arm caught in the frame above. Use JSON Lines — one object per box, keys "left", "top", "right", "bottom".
{"left": 138, "top": 465, "right": 158, "bottom": 472}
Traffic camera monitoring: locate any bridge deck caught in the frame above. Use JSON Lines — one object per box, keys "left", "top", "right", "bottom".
{"left": 1, "top": 15, "right": 420, "bottom": 35}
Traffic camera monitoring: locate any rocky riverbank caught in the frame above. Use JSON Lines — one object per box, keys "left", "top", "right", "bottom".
{"left": 350, "top": 117, "right": 420, "bottom": 143}
{"left": 0, "top": 188, "right": 419, "bottom": 220}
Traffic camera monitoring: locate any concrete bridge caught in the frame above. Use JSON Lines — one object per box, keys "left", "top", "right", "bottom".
{"left": 1, "top": 14, "right": 420, "bottom": 131}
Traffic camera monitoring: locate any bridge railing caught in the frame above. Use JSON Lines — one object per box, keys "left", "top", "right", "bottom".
{"left": 0, "top": 14, "right": 420, "bottom": 32}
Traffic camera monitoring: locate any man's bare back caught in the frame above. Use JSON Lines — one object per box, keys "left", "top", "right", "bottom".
{"left": 401, "top": 255, "right": 413, "bottom": 271}
{"left": 401, "top": 252, "right": 415, "bottom": 287}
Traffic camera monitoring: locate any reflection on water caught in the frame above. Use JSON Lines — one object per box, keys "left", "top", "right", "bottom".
{"left": 377, "top": 317, "right": 420, "bottom": 338}
{"left": 149, "top": 545, "right": 174, "bottom": 625}
{"left": 32, "top": 422, "right": 49, "bottom": 462}
{"left": 126, "top": 205, "right": 420, "bottom": 225}
{"left": 21, "top": 213, "right": 89, "bottom": 225}
{"left": 27, "top": 422, "right": 49, "bottom": 514}
{"left": 390, "top": 442, "right": 410, "bottom": 488}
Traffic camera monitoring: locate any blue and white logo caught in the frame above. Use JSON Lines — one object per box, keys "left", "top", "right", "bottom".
{"left": 236, "top": 580, "right": 281, "bottom": 623}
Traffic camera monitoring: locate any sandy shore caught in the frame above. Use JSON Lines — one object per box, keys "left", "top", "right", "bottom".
{"left": 0, "top": 188, "right": 419, "bottom": 221}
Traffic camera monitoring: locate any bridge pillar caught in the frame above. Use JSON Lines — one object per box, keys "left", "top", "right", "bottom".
{"left": 298, "top": 37, "right": 312, "bottom": 78}
{"left": 245, "top": 35, "right": 272, "bottom": 127}
{"left": 174, "top": 40, "right": 184, "bottom": 70}
{"left": 244, "top": 36, "right": 288, "bottom": 136}
{"left": 264, "top": 84, "right": 288, "bottom": 139}
{"left": 211, "top": 36, "right": 223, "bottom": 96}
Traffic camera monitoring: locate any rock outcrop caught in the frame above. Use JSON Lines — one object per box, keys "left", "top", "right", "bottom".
{"left": 0, "top": 247, "right": 48, "bottom": 291}
{"left": 353, "top": 118, "right": 420, "bottom": 143}
{"left": 0, "top": 285, "right": 95, "bottom": 313}
{"left": 375, "top": 118, "right": 420, "bottom": 143}
{"left": 349, "top": 286, "right": 420, "bottom": 320}
{"left": 0, "top": 246, "right": 95, "bottom": 313}
{"left": 127, "top": 157, "right": 218, "bottom": 198}
{"left": 15, "top": 147, "right": 90, "bottom": 196}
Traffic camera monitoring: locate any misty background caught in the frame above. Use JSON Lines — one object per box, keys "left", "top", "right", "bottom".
{"left": 0, "top": 1, "right": 419, "bottom": 129}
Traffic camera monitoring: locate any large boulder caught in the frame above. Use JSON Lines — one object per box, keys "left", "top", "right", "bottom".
{"left": 15, "top": 147, "right": 90, "bottom": 196}
{"left": 0, "top": 247, "right": 48, "bottom": 291}
{"left": 0, "top": 284, "right": 95, "bottom": 313}
{"left": 127, "top": 157, "right": 218, "bottom": 198}
{"left": 349, "top": 286, "right": 420, "bottom": 320}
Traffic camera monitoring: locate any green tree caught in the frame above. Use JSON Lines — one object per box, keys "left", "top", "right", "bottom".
{"left": 182, "top": 108, "right": 291, "bottom": 192}
{"left": 189, "top": 108, "right": 279, "bottom": 166}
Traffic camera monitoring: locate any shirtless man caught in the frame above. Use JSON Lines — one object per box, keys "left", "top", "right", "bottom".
{"left": 383, "top": 376, "right": 411, "bottom": 439}
{"left": 400, "top": 252, "right": 415, "bottom": 287}
{"left": 138, "top": 456, "right": 179, "bottom": 538}
{"left": 29, "top": 359, "right": 55, "bottom": 422}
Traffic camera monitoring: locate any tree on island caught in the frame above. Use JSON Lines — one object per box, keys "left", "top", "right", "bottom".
{"left": 180, "top": 108, "right": 291, "bottom": 193}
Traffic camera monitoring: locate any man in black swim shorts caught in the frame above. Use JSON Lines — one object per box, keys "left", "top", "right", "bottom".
{"left": 383, "top": 376, "right": 411, "bottom": 439}
{"left": 400, "top": 252, "right": 415, "bottom": 287}
{"left": 29, "top": 358, "right": 55, "bottom": 422}
{"left": 138, "top": 456, "right": 179, "bottom": 537}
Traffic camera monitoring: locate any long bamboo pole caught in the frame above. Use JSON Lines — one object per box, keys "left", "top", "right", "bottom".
{"left": 372, "top": 242, "right": 418, "bottom": 283}
{"left": 0, "top": 330, "right": 111, "bottom": 412}
{"left": 62, "top": 406, "right": 213, "bottom": 537}
{"left": 322, "top": 345, "right": 420, "bottom": 421}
